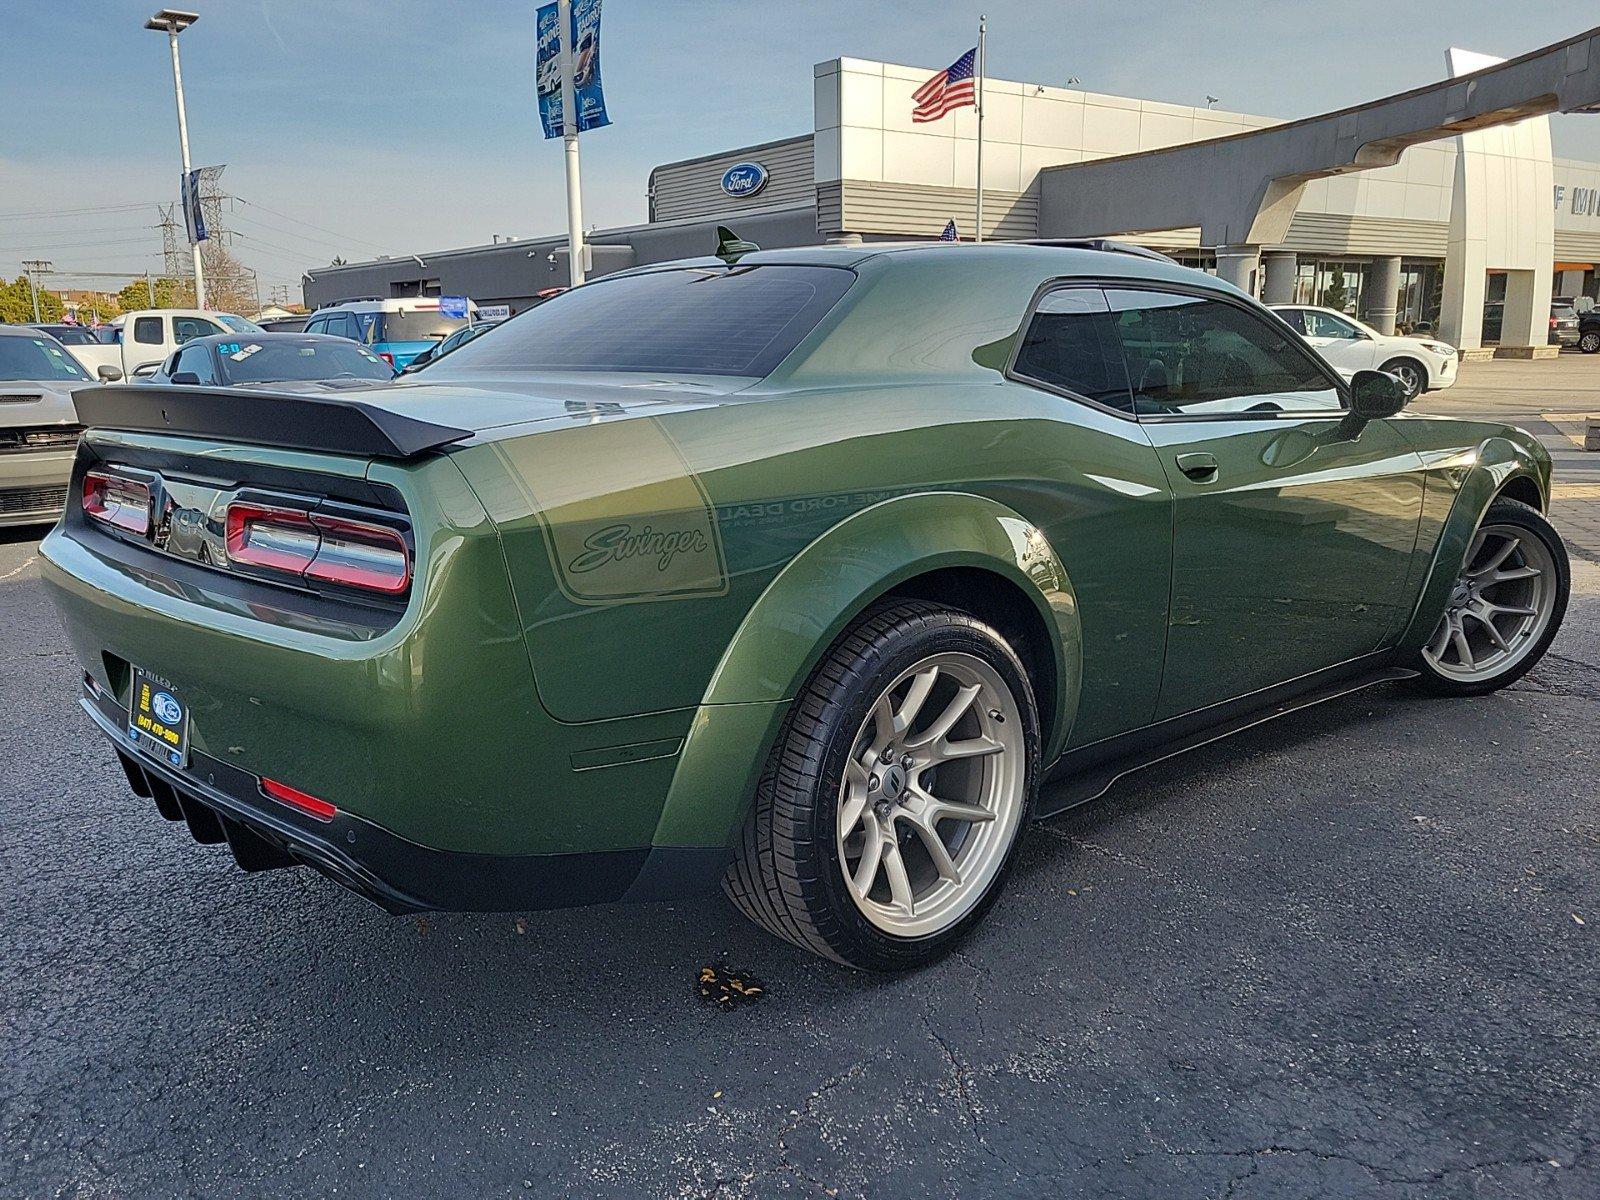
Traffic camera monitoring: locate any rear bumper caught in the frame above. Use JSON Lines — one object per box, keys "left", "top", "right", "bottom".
{"left": 80, "top": 681, "right": 728, "bottom": 913}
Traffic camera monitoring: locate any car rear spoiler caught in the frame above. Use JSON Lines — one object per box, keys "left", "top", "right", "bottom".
{"left": 71, "top": 385, "right": 472, "bottom": 460}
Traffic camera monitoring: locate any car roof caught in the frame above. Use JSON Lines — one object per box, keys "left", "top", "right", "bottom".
{"left": 0, "top": 324, "right": 58, "bottom": 337}
{"left": 182, "top": 332, "right": 353, "bottom": 348}
{"left": 609, "top": 240, "right": 1224, "bottom": 293}
{"left": 311, "top": 298, "right": 471, "bottom": 313}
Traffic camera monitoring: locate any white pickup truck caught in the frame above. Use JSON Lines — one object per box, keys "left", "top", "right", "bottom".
{"left": 76, "top": 310, "right": 264, "bottom": 381}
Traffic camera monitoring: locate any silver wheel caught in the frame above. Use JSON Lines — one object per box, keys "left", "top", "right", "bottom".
{"left": 1580, "top": 330, "right": 1600, "bottom": 354}
{"left": 835, "top": 652, "right": 1026, "bottom": 938}
{"left": 1383, "top": 358, "right": 1425, "bottom": 398}
{"left": 1421, "top": 522, "right": 1558, "bottom": 683}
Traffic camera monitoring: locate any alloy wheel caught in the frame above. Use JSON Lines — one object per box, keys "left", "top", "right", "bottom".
{"left": 835, "top": 652, "right": 1026, "bottom": 937}
{"left": 1390, "top": 361, "right": 1423, "bottom": 398}
{"left": 1421, "top": 523, "right": 1558, "bottom": 683}
{"left": 1580, "top": 330, "right": 1600, "bottom": 354}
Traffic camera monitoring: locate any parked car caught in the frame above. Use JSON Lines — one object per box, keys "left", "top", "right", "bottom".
{"left": 1550, "top": 298, "right": 1583, "bottom": 347}
{"left": 43, "top": 241, "right": 1568, "bottom": 970}
{"left": 401, "top": 319, "right": 497, "bottom": 372}
{"left": 144, "top": 333, "right": 397, "bottom": 389}
{"left": 0, "top": 327, "right": 87, "bottom": 526}
{"left": 256, "top": 315, "right": 311, "bottom": 334}
{"left": 1271, "top": 304, "right": 1457, "bottom": 399}
{"left": 101, "top": 309, "right": 265, "bottom": 380}
{"left": 1577, "top": 305, "right": 1600, "bottom": 354}
{"left": 302, "top": 298, "right": 476, "bottom": 370}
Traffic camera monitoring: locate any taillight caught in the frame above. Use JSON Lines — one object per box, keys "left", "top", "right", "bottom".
{"left": 379, "top": 352, "right": 395, "bottom": 367}
{"left": 225, "top": 502, "right": 410, "bottom": 595}
{"left": 82, "top": 470, "right": 151, "bottom": 535}
{"left": 260, "top": 777, "right": 337, "bottom": 822}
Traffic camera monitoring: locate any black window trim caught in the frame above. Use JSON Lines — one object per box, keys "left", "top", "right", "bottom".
{"left": 1005, "top": 276, "right": 1350, "bottom": 423}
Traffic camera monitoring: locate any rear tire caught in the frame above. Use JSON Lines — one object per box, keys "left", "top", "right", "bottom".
{"left": 1380, "top": 357, "right": 1427, "bottom": 399}
{"left": 1411, "top": 498, "right": 1569, "bottom": 696}
{"left": 723, "top": 600, "right": 1039, "bottom": 970}
{"left": 1580, "top": 329, "right": 1600, "bottom": 354}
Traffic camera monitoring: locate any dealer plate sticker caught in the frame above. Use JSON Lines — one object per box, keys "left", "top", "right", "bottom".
{"left": 127, "top": 668, "right": 190, "bottom": 768}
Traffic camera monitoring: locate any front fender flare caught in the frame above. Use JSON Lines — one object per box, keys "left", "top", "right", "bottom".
{"left": 1395, "top": 434, "right": 1547, "bottom": 655}
{"left": 651, "top": 491, "right": 1081, "bottom": 850}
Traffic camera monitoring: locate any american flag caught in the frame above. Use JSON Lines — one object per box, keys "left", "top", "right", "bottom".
{"left": 913, "top": 48, "right": 977, "bottom": 123}
{"left": 939, "top": 219, "right": 959, "bottom": 241}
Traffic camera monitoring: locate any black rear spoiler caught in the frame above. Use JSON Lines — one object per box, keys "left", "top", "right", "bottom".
{"left": 71, "top": 385, "right": 472, "bottom": 460}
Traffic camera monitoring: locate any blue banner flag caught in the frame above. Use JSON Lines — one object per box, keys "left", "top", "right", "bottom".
{"left": 536, "top": 0, "right": 611, "bottom": 139}
{"left": 939, "top": 218, "right": 958, "bottom": 241}
{"left": 180, "top": 168, "right": 208, "bottom": 244}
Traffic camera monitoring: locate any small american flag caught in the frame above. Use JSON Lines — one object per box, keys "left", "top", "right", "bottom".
{"left": 939, "top": 219, "right": 959, "bottom": 241}
{"left": 913, "top": 48, "right": 977, "bottom": 123}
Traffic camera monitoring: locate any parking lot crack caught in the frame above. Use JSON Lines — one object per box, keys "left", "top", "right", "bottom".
{"left": 920, "top": 1015, "right": 999, "bottom": 1163}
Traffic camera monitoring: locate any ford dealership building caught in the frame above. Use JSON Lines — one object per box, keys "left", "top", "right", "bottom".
{"left": 303, "top": 54, "right": 1600, "bottom": 348}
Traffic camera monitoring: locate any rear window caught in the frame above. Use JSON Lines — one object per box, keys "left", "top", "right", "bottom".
{"left": 0, "top": 335, "right": 90, "bottom": 382}
{"left": 217, "top": 339, "right": 395, "bottom": 384}
{"left": 432, "top": 265, "right": 854, "bottom": 377}
{"left": 376, "top": 310, "right": 468, "bottom": 343}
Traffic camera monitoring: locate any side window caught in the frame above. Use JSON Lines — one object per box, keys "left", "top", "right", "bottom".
{"left": 303, "top": 318, "right": 326, "bottom": 335}
{"left": 133, "top": 316, "right": 163, "bottom": 345}
{"left": 1276, "top": 308, "right": 1308, "bottom": 335}
{"left": 354, "top": 312, "right": 380, "bottom": 344}
{"left": 1010, "top": 287, "right": 1134, "bottom": 413}
{"left": 1305, "top": 310, "right": 1361, "bottom": 339}
{"left": 1104, "top": 288, "right": 1343, "bottom": 417}
{"left": 173, "top": 317, "right": 221, "bottom": 344}
{"left": 323, "top": 313, "right": 357, "bottom": 340}
{"left": 171, "top": 344, "right": 218, "bottom": 384}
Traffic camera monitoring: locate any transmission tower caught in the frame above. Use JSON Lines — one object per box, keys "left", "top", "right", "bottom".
{"left": 157, "top": 205, "right": 187, "bottom": 278}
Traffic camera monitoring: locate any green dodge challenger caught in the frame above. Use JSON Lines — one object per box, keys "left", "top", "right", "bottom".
{"left": 42, "top": 241, "right": 1569, "bottom": 970}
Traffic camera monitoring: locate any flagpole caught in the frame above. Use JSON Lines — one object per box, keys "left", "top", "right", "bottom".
{"left": 558, "top": 0, "right": 586, "bottom": 286}
{"left": 974, "top": 15, "right": 986, "bottom": 243}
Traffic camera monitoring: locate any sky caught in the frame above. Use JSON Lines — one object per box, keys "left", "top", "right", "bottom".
{"left": 4, "top": 0, "right": 1600, "bottom": 301}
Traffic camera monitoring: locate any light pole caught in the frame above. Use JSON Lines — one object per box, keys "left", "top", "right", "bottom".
{"left": 21, "top": 259, "right": 52, "bottom": 322}
{"left": 146, "top": 9, "right": 206, "bottom": 309}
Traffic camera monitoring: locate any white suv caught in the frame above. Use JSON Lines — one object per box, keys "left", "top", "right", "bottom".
{"left": 1271, "top": 304, "right": 1457, "bottom": 399}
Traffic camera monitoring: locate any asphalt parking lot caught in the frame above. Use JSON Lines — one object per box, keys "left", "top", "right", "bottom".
{"left": 4, "top": 360, "right": 1599, "bottom": 1199}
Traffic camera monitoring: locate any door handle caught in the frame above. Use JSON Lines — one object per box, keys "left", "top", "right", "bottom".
{"left": 1175, "top": 451, "right": 1219, "bottom": 482}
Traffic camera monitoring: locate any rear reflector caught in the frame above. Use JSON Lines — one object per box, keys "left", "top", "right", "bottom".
{"left": 226, "top": 502, "right": 410, "bottom": 595}
{"left": 82, "top": 470, "right": 151, "bottom": 535}
{"left": 261, "top": 777, "right": 338, "bottom": 822}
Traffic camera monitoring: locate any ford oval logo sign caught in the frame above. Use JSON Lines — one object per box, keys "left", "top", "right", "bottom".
{"left": 721, "top": 162, "right": 769, "bottom": 199}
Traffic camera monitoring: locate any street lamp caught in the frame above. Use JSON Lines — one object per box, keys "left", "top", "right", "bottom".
{"left": 146, "top": 9, "right": 206, "bottom": 309}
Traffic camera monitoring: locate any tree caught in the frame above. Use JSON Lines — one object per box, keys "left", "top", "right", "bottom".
{"left": 1320, "top": 267, "right": 1350, "bottom": 313}
{"left": 116, "top": 276, "right": 192, "bottom": 312}
{"left": 199, "top": 240, "right": 258, "bottom": 315}
{"left": 0, "top": 275, "right": 62, "bottom": 324}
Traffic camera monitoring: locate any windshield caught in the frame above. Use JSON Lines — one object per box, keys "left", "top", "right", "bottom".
{"left": 432, "top": 265, "right": 854, "bottom": 377}
{"left": 216, "top": 314, "right": 265, "bottom": 334}
{"left": 217, "top": 339, "right": 396, "bottom": 384}
{"left": 377, "top": 310, "right": 470, "bottom": 343}
{"left": 0, "top": 334, "right": 91, "bottom": 382}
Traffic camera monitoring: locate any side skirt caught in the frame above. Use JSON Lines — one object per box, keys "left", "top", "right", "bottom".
{"left": 1038, "top": 654, "right": 1417, "bottom": 819}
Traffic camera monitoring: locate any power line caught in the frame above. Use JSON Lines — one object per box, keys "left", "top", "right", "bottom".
{"left": 235, "top": 197, "right": 395, "bottom": 255}
{"left": 0, "top": 202, "right": 162, "bottom": 223}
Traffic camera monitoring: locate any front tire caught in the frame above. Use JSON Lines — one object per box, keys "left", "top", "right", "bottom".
{"left": 1412, "top": 498, "right": 1569, "bottom": 695}
{"left": 723, "top": 600, "right": 1039, "bottom": 970}
{"left": 1380, "top": 357, "right": 1427, "bottom": 400}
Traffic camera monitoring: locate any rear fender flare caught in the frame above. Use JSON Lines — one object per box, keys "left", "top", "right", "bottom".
{"left": 1395, "top": 435, "right": 1548, "bottom": 655}
{"left": 651, "top": 491, "right": 1081, "bottom": 849}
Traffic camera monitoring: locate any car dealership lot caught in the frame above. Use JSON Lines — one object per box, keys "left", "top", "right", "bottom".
{"left": 4, "top": 361, "right": 1599, "bottom": 1199}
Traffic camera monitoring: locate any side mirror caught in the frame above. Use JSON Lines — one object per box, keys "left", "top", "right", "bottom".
{"left": 1349, "top": 369, "right": 1408, "bottom": 421}
{"left": 96, "top": 364, "right": 123, "bottom": 382}
{"left": 170, "top": 371, "right": 202, "bottom": 386}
